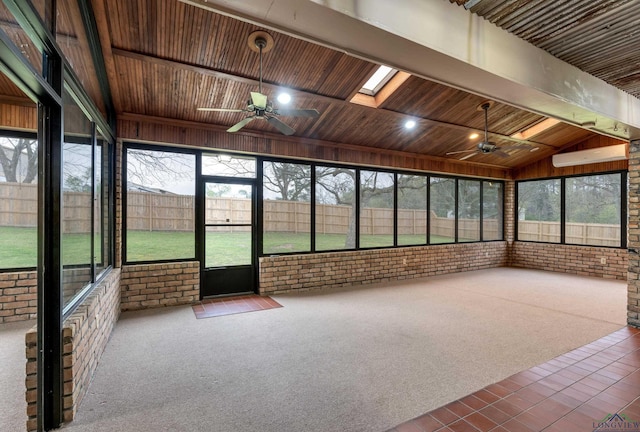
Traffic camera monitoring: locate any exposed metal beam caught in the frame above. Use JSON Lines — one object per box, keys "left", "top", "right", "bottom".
{"left": 179, "top": 0, "right": 640, "bottom": 140}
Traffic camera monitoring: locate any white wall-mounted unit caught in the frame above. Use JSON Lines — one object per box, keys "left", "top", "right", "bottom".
{"left": 552, "top": 144, "right": 628, "bottom": 167}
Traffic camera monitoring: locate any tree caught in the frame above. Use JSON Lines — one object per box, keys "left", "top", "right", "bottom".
{"left": 0, "top": 137, "right": 37, "bottom": 183}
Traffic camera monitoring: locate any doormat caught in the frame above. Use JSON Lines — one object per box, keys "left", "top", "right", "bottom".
{"left": 192, "top": 294, "right": 282, "bottom": 319}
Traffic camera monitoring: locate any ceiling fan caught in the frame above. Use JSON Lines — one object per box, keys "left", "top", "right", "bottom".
{"left": 446, "top": 101, "right": 532, "bottom": 160}
{"left": 197, "top": 31, "right": 320, "bottom": 136}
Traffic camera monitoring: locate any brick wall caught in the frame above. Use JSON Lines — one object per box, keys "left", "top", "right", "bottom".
{"left": 259, "top": 242, "right": 508, "bottom": 294}
{"left": 120, "top": 261, "right": 199, "bottom": 311}
{"left": 25, "top": 268, "right": 121, "bottom": 431}
{"left": 510, "top": 242, "right": 627, "bottom": 280}
{"left": 629, "top": 139, "right": 640, "bottom": 327}
{"left": 0, "top": 270, "right": 36, "bottom": 323}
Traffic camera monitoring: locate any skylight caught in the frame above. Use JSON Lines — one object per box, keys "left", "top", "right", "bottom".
{"left": 360, "top": 65, "right": 397, "bottom": 96}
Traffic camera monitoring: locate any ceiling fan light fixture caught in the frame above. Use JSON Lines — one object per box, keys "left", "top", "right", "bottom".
{"left": 277, "top": 92, "right": 291, "bottom": 104}
{"left": 404, "top": 119, "right": 416, "bottom": 130}
{"left": 469, "top": 132, "right": 479, "bottom": 139}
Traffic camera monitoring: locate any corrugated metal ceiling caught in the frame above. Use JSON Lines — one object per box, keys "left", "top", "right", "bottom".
{"left": 449, "top": 0, "right": 640, "bottom": 97}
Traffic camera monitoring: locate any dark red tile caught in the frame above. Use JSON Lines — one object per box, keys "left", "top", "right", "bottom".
{"left": 485, "top": 383, "right": 514, "bottom": 398}
{"left": 543, "top": 415, "right": 592, "bottom": 432}
{"left": 525, "top": 381, "right": 556, "bottom": 398}
{"left": 548, "top": 392, "right": 582, "bottom": 410}
{"left": 502, "top": 394, "right": 535, "bottom": 412}
{"left": 464, "top": 412, "right": 497, "bottom": 432}
{"left": 478, "top": 406, "right": 511, "bottom": 425}
{"left": 514, "top": 410, "right": 555, "bottom": 431}
{"left": 528, "top": 366, "right": 553, "bottom": 378}
{"left": 430, "top": 407, "right": 459, "bottom": 426}
{"left": 492, "top": 399, "right": 524, "bottom": 418}
{"left": 558, "top": 386, "right": 592, "bottom": 403}
{"left": 413, "top": 414, "right": 444, "bottom": 432}
{"left": 447, "top": 419, "right": 480, "bottom": 432}
{"left": 499, "top": 419, "right": 535, "bottom": 432}
{"left": 498, "top": 379, "right": 524, "bottom": 392}
{"left": 579, "top": 376, "right": 614, "bottom": 392}
{"left": 460, "top": 395, "right": 488, "bottom": 410}
{"left": 445, "top": 401, "right": 475, "bottom": 418}
{"left": 514, "top": 386, "right": 546, "bottom": 404}
{"left": 473, "top": 389, "right": 501, "bottom": 405}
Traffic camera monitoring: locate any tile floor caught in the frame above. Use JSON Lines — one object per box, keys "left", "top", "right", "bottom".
{"left": 192, "top": 294, "right": 282, "bottom": 319}
{"left": 387, "top": 326, "right": 640, "bottom": 432}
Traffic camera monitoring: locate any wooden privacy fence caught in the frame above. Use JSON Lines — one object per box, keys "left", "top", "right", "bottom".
{"left": 0, "top": 185, "right": 622, "bottom": 244}
{"left": 518, "top": 220, "right": 620, "bottom": 246}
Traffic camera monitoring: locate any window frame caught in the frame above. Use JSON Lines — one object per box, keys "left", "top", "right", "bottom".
{"left": 515, "top": 170, "right": 626, "bottom": 248}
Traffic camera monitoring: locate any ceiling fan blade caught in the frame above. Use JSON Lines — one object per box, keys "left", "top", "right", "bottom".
{"left": 273, "top": 108, "right": 320, "bottom": 118}
{"left": 227, "top": 117, "right": 254, "bottom": 133}
{"left": 250, "top": 92, "right": 268, "bottom": 109}
{"left": 197, "top": 108, "right": 246, "bottom": 113}
{"left": 494, "top": 150, "right": 510, "bottom": 158}
{"left": 505, "top": 144, "right": 533, "bottom": 150}
{"left": 446, "top": 149, "right": 477, "bottom": 156}
{"left": 266, "top": 116, "right": 295, "bottom": 135}
{"left": 460, "top": 152, "right": 478, "bottom": 161}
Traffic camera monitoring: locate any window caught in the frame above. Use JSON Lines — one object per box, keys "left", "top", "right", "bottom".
{"left": 430, "top": 177, "right": 455, "bottom": 244}
{"left": 61, "top": 88, "right": 113, "bottom": 309}
{"left": 360, "top": 171, "right": 394, "bottom": 248}
{"left": 125, "top": 147, "right": 196, "bottom": 262}
{"left": 398, "top": 174, "right": 427, "bottom": 246}
{"left": 517, "top": 179, "right": 561, "bottom": 243}
{"left": 0, "top": 133, "right": 38, "bottom": 269}
{"left": 360, "top": 65, "right": 397, "bottom": 96}
{"left": 458, "top": 180, "right": 480, "bottom": 242}
{"left": 315, "top": 166, "right": 356, "bottom": 251}
{"left": 203, "top": 153, "right": 256, "bottom": 177}
{"left": 565, "top": 173, "right": 621, "bottom": 247}
{"left": 263, "top": 161, "right": 311, "bottom": 254}
{"left": 62, "top": 92, "right": 94, "bottom": 306}
{"left": 483, "top": 181, "right": 503, "bottom": 241}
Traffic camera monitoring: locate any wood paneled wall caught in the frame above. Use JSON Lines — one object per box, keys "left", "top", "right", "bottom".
{"left": 117, "top": 114, "right": 511, "bottom": 179}
{"left": 0, "top": 103, "right": 37, "bottom": 130}
{"left": 514, "top": 135, "right": 628, "bottom": 179}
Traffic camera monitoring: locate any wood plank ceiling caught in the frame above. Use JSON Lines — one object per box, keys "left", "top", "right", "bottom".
{"left": 3, "top": 0, "right": 633, "bottom": 172}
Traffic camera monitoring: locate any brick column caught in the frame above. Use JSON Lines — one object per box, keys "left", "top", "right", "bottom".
{"left": 504, "top": 180, "right": 516, "bottom": 265}
{"left": 628, "top": 139, "right": 640, "bottom": 327}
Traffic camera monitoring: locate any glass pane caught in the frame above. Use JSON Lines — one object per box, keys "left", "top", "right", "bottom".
{"left": 56, "top": 0, "right": 106, "bottom": 115}
{"left": 126, "top": 148, "right": 195, "bottom": 261}
{"left": 315, "top": 166, "right": 356, "bottom": 251}
{"left": 483, "top": 181, "right": 503, "bottom": 241}
{"left": 206, "top": 226, "right": 251, "bottom": 267}
{"left": 62, "top": 90, "right": 93, "bottom": 306}
{"left": 430, "top": 177, "right": 455, "bottom": 243}
{"left": 398, "top": 174, "right": 427, "bottom": 246}
{"left": 517, "top": 179, "right": 561, "bottom": 243}
{"left": 95, "top": 131, "right": 110, "bottom": 275}
{"left": 0, "top": 2, "right": 44, "bottom": 74}
{"left": 202, "top": 153, "right": 256, "bottom": 177}
{"left": 360, "top": 171, "right": 394, "bottom": 248}
{"left": 205, "top": 184, "right": 252, "bottom": 225}
{"left": 0, "top": 72, "right": 38, "bottom": 269}
{"left": 565, "top": 174, "right": 621, "bottom": 246}
{"left": 263, "top": 161, "right": 311, "bottom": 254}
{"left": 458, "top": 180, "right": 480, "bottom": 242}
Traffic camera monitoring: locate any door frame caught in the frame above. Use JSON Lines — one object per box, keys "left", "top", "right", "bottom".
{"left": 197, "top": 176, "right": 258, "bottom": 298}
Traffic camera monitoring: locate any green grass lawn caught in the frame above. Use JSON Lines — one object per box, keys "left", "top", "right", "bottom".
{"left": 0, "top": 226, "right": 456, "bottom": 269}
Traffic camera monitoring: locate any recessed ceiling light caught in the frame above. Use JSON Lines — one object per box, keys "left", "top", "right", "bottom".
{"left": 405, "top": 120, "right": 416, "bottom": 129}
{"left": 277, "top": 93, "right": 291, "bottom": 104}
{"left": 469, "top": 133, "right": 479, "bottom": 139}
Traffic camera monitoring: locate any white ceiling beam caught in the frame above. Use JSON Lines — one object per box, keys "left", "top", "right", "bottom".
{"left": 180, "top": 0, "right": 640, "bottom": 140}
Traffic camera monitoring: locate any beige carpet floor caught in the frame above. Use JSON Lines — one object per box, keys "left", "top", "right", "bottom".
{"left": 0, "top": 319, "right": 34, "bottom": 432}
{"left": 55, "top": 268, "right": 626, "bottom": 432}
